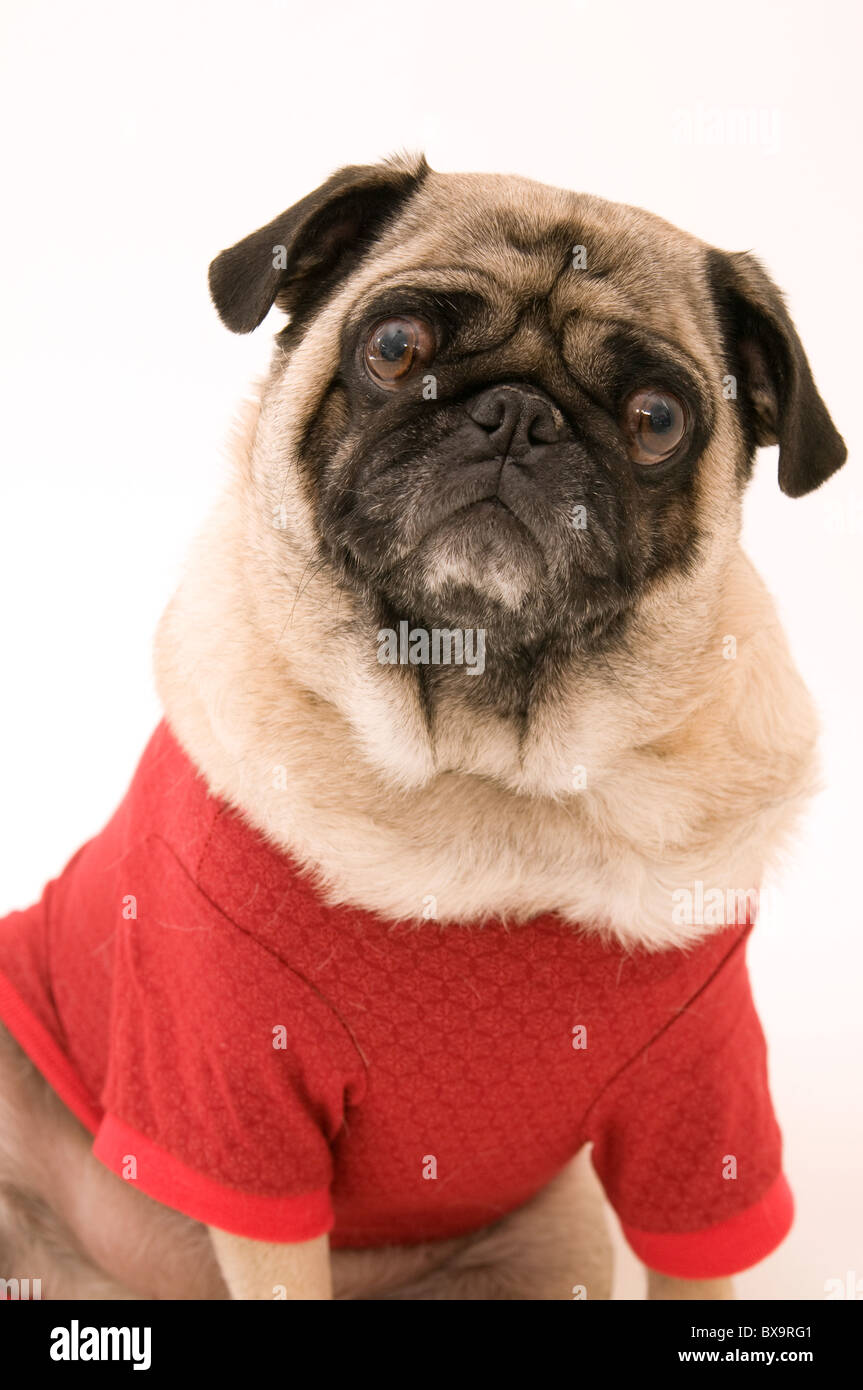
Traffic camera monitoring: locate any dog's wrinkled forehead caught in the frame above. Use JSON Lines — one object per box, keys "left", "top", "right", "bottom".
{"left": 350, "top": 170, "right": 714, "bottom": 364}
{"left": 208, "top": 156, "right": 845, "bottom": 499}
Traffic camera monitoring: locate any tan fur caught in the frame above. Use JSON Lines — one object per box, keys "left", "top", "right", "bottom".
{"left": 154, "top": 168, "right": 818, "bottom": 950}
{"left": 0, "top": 163, "right": 826, "bottom": 1301}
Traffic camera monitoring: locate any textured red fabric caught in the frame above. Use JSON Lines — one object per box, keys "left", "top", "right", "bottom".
{"left": 623, "top": 1172, "right": 794, "bottom": 1278}
{"left": 0, "top": 722, "right": 792, "bottom": 1274}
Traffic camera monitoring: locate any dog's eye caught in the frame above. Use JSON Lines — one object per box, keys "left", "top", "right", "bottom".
{"left": 623, "top": 389, "right": 687, "bottom": 464}
{"left": 364, "top": 316, "right": 435, "bottom": 386}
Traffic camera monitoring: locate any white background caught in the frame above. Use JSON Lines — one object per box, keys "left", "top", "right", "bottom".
{"left": 1, "top": 0, "right": 860, "bottom": 1300}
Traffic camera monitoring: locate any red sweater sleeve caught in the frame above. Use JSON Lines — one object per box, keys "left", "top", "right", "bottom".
{"left": 586, "top": 931, "right": 793, "bottom": 1278}
{"left": 91, "top": 835, "right": 366, "bottom": 1242}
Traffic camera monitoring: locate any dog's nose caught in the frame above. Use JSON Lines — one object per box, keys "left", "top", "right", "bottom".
{"left": 466, "top": 385, "right": 568, "bottom": 454}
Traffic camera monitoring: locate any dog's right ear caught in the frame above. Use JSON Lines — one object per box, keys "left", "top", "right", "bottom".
{"left": 208, "top": 153, "right": 429, "bottom": 335}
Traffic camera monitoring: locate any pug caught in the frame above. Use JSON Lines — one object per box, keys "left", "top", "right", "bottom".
{"left": 0, "top": 154, "right": 846, "bottom": 1302}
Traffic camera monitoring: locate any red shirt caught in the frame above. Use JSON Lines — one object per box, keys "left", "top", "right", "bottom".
{"left": 0, "top": 723, "right": 792, "bottom": 1277}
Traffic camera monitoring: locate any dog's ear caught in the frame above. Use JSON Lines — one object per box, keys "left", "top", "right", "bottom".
{"left": 208, "top": 152, "right": 429, "bottom": 335}
{"left": 707, "top": 248, "right": 846, "bottom": 497}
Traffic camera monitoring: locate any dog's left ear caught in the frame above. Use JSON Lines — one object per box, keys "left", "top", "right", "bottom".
{"left": 707, "top": 249, "right": 846, "bottom": 496}
{"left": 208, "top": 152, "right": 429, "bottom": 335}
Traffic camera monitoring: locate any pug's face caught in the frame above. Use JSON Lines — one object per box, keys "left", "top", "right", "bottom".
{"left": 310, "top": 263, "right": 711, "bottom": 653}
{"left": 209, "top": 156, "right": 845, "bottom": 688}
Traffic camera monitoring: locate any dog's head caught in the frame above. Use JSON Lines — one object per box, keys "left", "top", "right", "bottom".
{"left": 208, "top": 155, "right": 845, "bottom": 690}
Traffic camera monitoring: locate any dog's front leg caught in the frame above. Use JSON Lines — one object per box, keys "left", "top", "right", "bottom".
{"left": 647, "top": 1269, "right": 734, "bottom": 1300}
{"left": 209, "top": 1229, "right": 332, "bottom": 1300}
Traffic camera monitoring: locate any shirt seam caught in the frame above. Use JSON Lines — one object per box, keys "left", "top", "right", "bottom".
{"left": 146, "top": 827, "right": 370, "bottom": 1110}
{"left": 578, "top": 923, "right": 753, "bottom": 1145}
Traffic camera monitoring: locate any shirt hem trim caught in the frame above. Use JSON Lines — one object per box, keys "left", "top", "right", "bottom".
{"left": 0, "top": 969, "right": 102, "bottom": 1132}
{"left": 621, "top": 1171, "right": 794, "bottom": 1278}
{"left": 93, "top": 1114, "right": 334, "bottom": 1243}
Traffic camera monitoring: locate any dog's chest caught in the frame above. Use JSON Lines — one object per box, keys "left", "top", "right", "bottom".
{"left": 195, "top": 793, "right": 696, "bottom": 1244}
{"left": 300, "top": 914, "right": 675, "bottom": 1244}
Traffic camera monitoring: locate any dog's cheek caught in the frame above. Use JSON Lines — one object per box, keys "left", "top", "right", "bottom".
{"left": 299, "top": 382, "right": 352, "bottom": 483}
{"left": 639, "top": 488, "right": 701, "bottom": 578}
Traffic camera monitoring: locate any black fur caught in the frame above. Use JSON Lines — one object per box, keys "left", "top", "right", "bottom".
{"left": 208, "top": 157, "right": 429, "bottom": 335}
{"left": 706, "top": 248, "right": 846, "bottom": 497}
{"left": 301, "top": 283, "right": 711, "bottom": 679}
